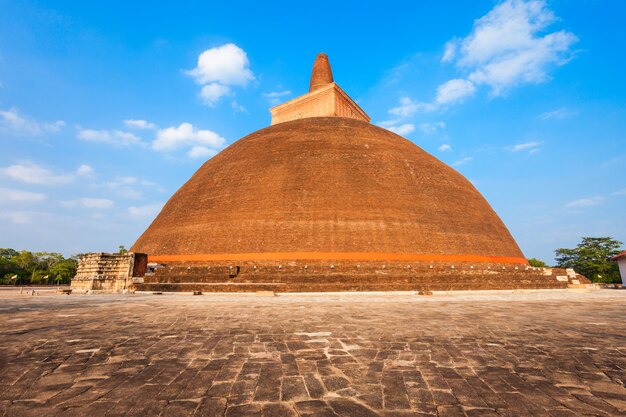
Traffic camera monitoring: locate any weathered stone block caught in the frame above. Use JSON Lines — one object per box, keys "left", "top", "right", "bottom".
{"left": 71, "top": 252, "right": 147, "bottom": 293}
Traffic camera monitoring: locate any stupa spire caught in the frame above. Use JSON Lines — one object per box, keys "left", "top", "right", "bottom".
{"left": 269, "top": 53, "right": 369, "bottom": 125}
{"left": 309, "top": 53, "right": 334, "bottom": 92}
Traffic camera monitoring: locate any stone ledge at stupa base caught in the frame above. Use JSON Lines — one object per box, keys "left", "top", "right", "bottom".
{"left": 132, "top": 261, "right": 589, "bottom": 293}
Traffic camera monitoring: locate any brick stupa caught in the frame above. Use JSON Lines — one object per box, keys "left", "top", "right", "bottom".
{"left": 130, "top": 53, "right": 584, "bottom": 292}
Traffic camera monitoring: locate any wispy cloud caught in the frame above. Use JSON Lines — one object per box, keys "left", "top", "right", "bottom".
{"left": 123, "top": 119, "right": 156, "bottom": 129}
{"left": 128, "top": 202, "right": 164, "bottom": 219}
{"left": 1, "top": 162, "right": 74, "bottom": 186}
{"left": 0, "top": 187, "right": 47, "bottom": 203}
{"left": 613, "top": 188, "right": 626, "bottom": 196}
{"left": 419, "top": 121, "right": 446, "bottom": 135}
{"left": 538, "top": 107, "right": 573, "bottom": 120}
{"left": 77, "top": 128, "right": 143, "bottom": 147}
{"left": 263, "top": 90, "right": 292, "bottom": 105}
{"left": 102, "top": 176, "right": 162, "bottom": 200}
{"left": 104, "top": 176, "right": 158, "bottom": 189}
{"left": 377, "top": 119, "right": 416, "bottom": 136}
{"left": 230, "top": 100, "right": 247, "bottom": 113}
{"left": 387, "top": 123, "right": 415, "bottom": 136}
{"left": 452, "top": 156, "right": 473, "bottom": 167}
{"left": 564, "top": 196, "right": 604, "bottom": 209}
{"left": 187, "top": 146, "right": 218, "bottom": 159}
{"left": 507, "top": 141, "right": 542, "bottom": 153}
{"left": 0, "top": 211, "right": 34, "bottom": 224}
{"left": 435, "top": 79, "right": 476, "bottom": 105}
{"left": 76, "top": 164, "right": 94, "bottom": 177}
{"left": 388, "top": 97, "right": 435, "bottom": 117}
{"left": 600, "top": 154, "right": 626, "bottom": 168}
{"left": 0, "top": 108, "right": 65, "bottom": 136}
{"left": 61, "top": 198, "right": 115, "bottom": 209}
{"left": 442, "top": 40, "right": 458, "bottom": 63}
{"left": 438, "top": 144, "right": 452, "bottom": 152}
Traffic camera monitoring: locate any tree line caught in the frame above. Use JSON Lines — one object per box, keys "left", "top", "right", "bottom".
{"left": 0, "top": 249, "right": 78, "bottom": 286}
{"left": 528, "top": 237, "right": 623, "bottom": 283}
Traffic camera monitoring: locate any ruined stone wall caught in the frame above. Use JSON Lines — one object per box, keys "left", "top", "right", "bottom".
{"left": 71, "top": 252, "right": 147, "bottom": 293}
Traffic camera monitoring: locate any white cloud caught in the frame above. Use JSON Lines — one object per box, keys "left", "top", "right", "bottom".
{"left": 263, "top": 90, "right": 292, "bottom": 105}
{"left": 128, "top": 203, "right": 164, "bottom": 220}
{"left": 508, "top": 141, "right": 541, "bottom": 153}
{"left": 186, "top": 43, "right": 254, "bottom": 86}
{"left": 386, "top": 123, "right": 415, "bottom": 136}
{"left": 0, "top": 108, "right": 65, "bottom": 136}
{"left": 263, "top": 90, "right": 291, "bottom": 99}
{"left": 77, "top": 129, "right": 143, "bottom": 147}
{"left": 389, "top": 1, "right": 578, "bottom": 118}
{"left": 448, "top": 0, "right": 578, "bottom": 95}
{"left": 0, "top": 187, "right": 46, "bottom": 203}
{"left": 62, "top": 198, "right": 115, "bottom": 209}
{"left": 385, "top": 80, "right": 474, "bottom": 119}
{"left": 442, "top": 40, "right": 458, "bottom": 63}
{"left": 105, "top": 176, "right": 157, "bottom": 188}
{"left": 452, "top": 157, "right": 473, "bottom": 167}
{"left": 1, "top": 162, "right": 73, "bottom": 185}
{"left": 153, "top": 123, "right": 226, "bottom": 155}
{"left": 186, "top": 43, "right": 254, "bottom": 107}
{"left": 123, "top": 119, "right": 156, "bottom": 129}
{"left": 438, "top": 144, "right": 452, "bottom": 152}
{"left": 187, "top": 146, "right": 218, "bottom": 159}
{"left": 564, "top": 196, "right": 604, "bottom": 209}
{"left": 612, "top": 188, "right": 626, "bottom": 197}
{"left": 102, "top": 176, "right": 162, "bottom": 200}
{"left": 419, "top": 121, "right": 446, "bottom": 135}
{"left": 389, "top": 97, "right": 435, "bottom": 117}
{"left": 538, "top": 107, "right": 572, "bottom": 120}
{"left": 200, "top": 83, "right": 231, "bottom": 106}
{"left": 435, "top": 79, "right": 476, "bottom": 105}
{"left": 76, "top": 164, "right": 94, "bottom": 176}
{"left": 230, "top": 100, "right": 246, "bottom": 113}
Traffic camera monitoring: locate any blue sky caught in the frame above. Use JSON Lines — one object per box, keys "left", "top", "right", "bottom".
{"left": 0, "top": 0, "right": 624, "bottom": 262}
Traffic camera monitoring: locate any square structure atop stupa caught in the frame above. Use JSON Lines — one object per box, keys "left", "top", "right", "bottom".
{"left": 269, "top": 53, "right": 370, "bottom": 125}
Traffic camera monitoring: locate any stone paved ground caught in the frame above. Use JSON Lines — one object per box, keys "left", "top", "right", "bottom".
{"left": 1, "top": 289, "right": 626, "bottom": 417}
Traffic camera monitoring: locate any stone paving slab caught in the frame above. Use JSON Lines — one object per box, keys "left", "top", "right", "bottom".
{"left": 0, "top": 289, "right": 625, "bottom": 416}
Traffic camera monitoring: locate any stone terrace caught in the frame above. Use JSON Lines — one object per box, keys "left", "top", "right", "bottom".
{"left": 1, "top": 289, "right": 625, "bottom": 416}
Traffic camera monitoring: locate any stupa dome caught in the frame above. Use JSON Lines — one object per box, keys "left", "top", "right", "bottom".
{"left": 131, "top": 53, "right": 526, "bottom": 271}
{"left": 131, "top": 116, "right": 525, "bottom": 264}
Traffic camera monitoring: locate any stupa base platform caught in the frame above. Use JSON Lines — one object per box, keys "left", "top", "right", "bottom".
{"left": 134, "top": 261, "right": 589, "bottom": 293}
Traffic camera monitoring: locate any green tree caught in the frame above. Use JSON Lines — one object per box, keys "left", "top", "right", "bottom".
{"left": 13, "top": 250, "right": 38, "bottom": 271}
{"left": 31, "top": 270, "right": 49, "bottom": 285}
{"left": 49, "top": 259, "right": 78, "bottom": 284}
{"left": 555, "top": 237, "right": 623, "bottom": 283}
{"left": 528, "top": 258, "right": 549, "bottom": 268}
{"left": 118, "top": 245, "right": 128, "bottom": 254}
{"left": 35, "top": 252, "right": 64, "bottom": 269}
{"left": 0, "top": 248, "right": 78, "bottom": 286}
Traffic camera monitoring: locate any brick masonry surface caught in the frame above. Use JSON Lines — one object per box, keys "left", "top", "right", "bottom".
{"left": 0, "top": 289, "right": 625, "bottom": 416}
{"left": 130, "top": 118, "right": 526, "bottom": 260}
